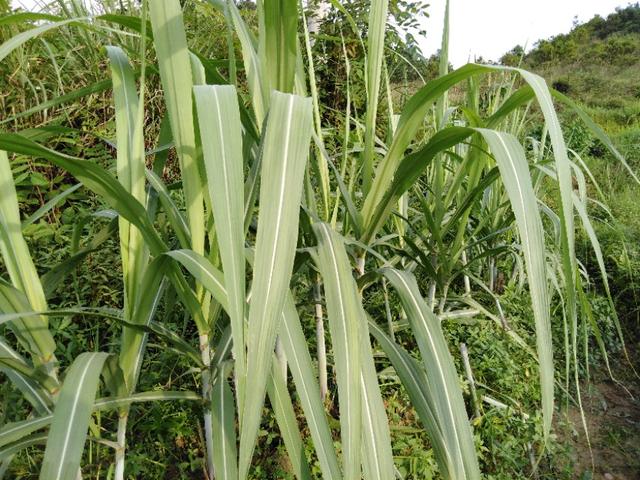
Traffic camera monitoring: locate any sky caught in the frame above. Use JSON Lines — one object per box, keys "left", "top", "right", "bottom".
{"left": 11, "top": 0, "right": 634, "bottom": 66}
{"left": 419, "top": 0, "right": 633, "bottom": 66}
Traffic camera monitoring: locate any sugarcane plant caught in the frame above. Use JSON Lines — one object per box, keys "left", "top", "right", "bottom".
{"left": 0, "top": 0, "right": 636, "bottom": 478}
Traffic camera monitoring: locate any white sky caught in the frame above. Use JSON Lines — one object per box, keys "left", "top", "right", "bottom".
{"left": 419, "top": 0, "right": 634, "bottom": 66}
{"left": 12, "top": 0, "right": 634, "bottom": 67}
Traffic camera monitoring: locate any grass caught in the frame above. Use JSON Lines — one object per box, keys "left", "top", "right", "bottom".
{"left": 0, "top": 1, "right": 637, "bottom": 479}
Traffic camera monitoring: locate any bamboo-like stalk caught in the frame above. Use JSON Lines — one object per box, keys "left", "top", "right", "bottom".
{"left": 313, "top": 275, "right": 328, "bottom": 400}
{"left": 459, "top": 343, "right": 480, "bottom": 418}
{"left": 114, "top": 414, "right": 128, "bottom": 480}
{"left": 461, "top": 250, "right": 471, "bottom": 295}
{"left": 199, "top": 333, "right": 215, "bottom": 478}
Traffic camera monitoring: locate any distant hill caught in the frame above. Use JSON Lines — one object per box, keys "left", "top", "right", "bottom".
{"left": 501, "top": 3, "right": 640, "bottom": 140}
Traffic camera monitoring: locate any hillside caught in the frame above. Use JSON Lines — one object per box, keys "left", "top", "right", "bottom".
{"left": 503, "top": 4, "right": 640, "bottom": 137}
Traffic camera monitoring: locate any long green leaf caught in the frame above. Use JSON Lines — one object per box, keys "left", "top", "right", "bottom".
{"left": 382, "top": 268, "right": 480, "bottom": 479}
{"left": 0, "top": 18, "right": 84, "bottom": 62}
{"left": 39, "top": 352, "right": 109, "bottom": 480}
{"left": 119, "top": 257, "right": 168, "bottom": 391}
{"left": 93, "top": 390, "right": 202, "bottom": 411}
{"left": 263, "top": 0, "right": 298, "bottom": 93}
{"left": 145, "top": 169, "right": 191, "bottom": 248}
{"left": 0, "top": 433, "right": 47, "bottom": 461}
{"left": 359, "top": 324, "right": 394, "bottom": 480}
{"left": 485, "top": 70, "right": 575, "bottom": 443}
{"left": 0, "top": 390, "right": 200, "bottom": 452}
{"left": 194, "top": 84, "right": 247, "bottom": 406}
{"left": 362, "top": 64, "right": 492, "bottom": 221}
{"left": 476, "top": 128, "right": 553, "bottom": 440}
{"left": 107, "top": 44, "right": 148, "bottom": 304}
{"left": 0, "top": 416, "right": 51, "bottom": 449}
{"left": 552, "top": 89, "right": 639, "bottom": 185}
{"left": 211, "top": 363, "right": 239, "bottom": 480}
{"left": 227, "top": 0, "right": 268, "bottom": 124}
{"left": 0, "top": 135, "right": 207, "bottom": 334}
{"left": 362, "top": 0, "right": 389, "bottom": 193}
{"left": 362, "top": 126, "right": 475, "bottom": 243}
{"left": 149, "top": 0, "right": 205, "bottom": 257}
{"left": 267, "top": 358, "right": 312, "bottom": 480}
{"left": 166, "top": 250, "right": 228, "bottom": 311}
{"left": 0, "top": 336, "right": 52, "bottom": 415}
{"left": 313, "top": 223, "right": 362, "bottom": 479}
{"left": 108, "top": 45, "right": 151, "bottom": 402}
{"left": 0, "top": 134, "right": 166, "bottom": 255}
{"left": 0, "top": 151, "right": 55, "bottom": 364}
{"left": 367, "top": 319, "right": 454, "bottom": 479}
{"left": 239, "top": 91, "right": 312, "bottom": 478}
{"left": 279, "top": 295, "right": 342, "bottom": 480}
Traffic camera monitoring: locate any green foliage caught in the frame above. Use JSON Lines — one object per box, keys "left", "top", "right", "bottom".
{"left": 311, "top": 0, "right": 429, "bottom": 116}
{"left": 0, "top": 1, "right": 636, "bottom": 479}
{"left": 506, "top": 4, "right": 640, "bottom": 68}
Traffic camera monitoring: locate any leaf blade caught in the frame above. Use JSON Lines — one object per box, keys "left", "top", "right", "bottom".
{"left": 239, "top": 91, "right": 312, "bottom": 478}
{"left": 39, "top": 352, "right": 109, "bottom": 480}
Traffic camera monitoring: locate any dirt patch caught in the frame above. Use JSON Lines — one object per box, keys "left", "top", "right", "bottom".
{"left": 562, "top": 368, "right": 640, "bottom": 479}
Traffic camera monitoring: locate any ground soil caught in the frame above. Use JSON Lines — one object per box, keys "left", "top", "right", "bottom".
{"left": 562, "top": 348, "right": 640, "bottom": 479}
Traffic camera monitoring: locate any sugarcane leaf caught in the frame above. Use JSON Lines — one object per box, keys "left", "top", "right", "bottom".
{"left": 149, "top": 0, "right": 205, "bottom": 255}
{"left": 367, "top": 319, "right": 454, "bottom": 479}
{"left": 263, "top": 0, "right": 298, "bottom": 93}
{"left": 0, "top": 337, "right": 52, "bottom": 415}
{"left": 0, "top": 357, "right": 57, "bottom": 393}
{"left": 0, "top": 151, "right": 55, "bottom": 363}
{"left": 0, "top": 12, "right": 62, "bottom": 25}
{"left": 363, "top": 64, "right": 493, "bottom": 220}
{"left": 227, "top": 0, "right": 267, "bottom": 123}
{"left": 0, "top": 18, "right": 85, "bottom": 62}
{"left": 166, "top": 250, "right": 228, "bottom": 312}
{"left": 267, "top": 357, "right": 312, "bottom": 480}
{"left": 382, "top": 268, "right": 481, "bottom": 479}
{"left": 93, "top": 390, "right": 201, "bottom": 411}
{"left": 39, "top": 352, "right": 109, "bottom": 480}
{"left": 0, "top": 416, "right": 51, "bottom": 449}
{"left": 0, "top": 389, "right": 200, "bottom": 455}
{"left": 312, "top": 222, "right": 362, "bottom": 479}
{"left": 359, "top": 324, "right": 394, "bottom": 480}
{"left": 211, "top": 362, "right": 238, "bottom": 480}
{"left": 239, "top": 91, "right": 312, "bottom": 478}
{"left": 475, "top": 128, "right": 553, "bottom": 441}
{"left": 0, "top": 135, "right": 166, "bottom": 255}
{"left": 97, "top": 14, "right": 153, "bottom": 39}
{"left": 552, "top": 89, "right": 639, "bottom": 185}
{"left": 119, "top": 256, "right": 169, "bottom": 391}
{"left": 278, "top": 295, "right": 342, "bottom": 480}
{"left": 194, "top": 84, "right": 247, "bottom": 404}
{"left": 361, "top": 0, "right": 388, "bottom": 193}
{"left": 362, "top": 126, "right": 475, "bottom": 243}
{"left": 0, "top": 433, "right": 47, "bottom": 461}
{"left": 145, "top": 169, "right": 191, "bottom": 249}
